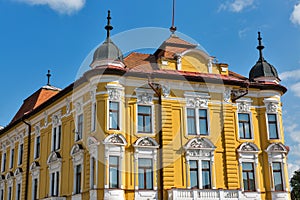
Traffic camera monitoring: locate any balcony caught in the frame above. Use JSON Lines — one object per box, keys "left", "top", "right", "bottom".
{"left": 168, "top": 189, "right": 261, "bottom": 200}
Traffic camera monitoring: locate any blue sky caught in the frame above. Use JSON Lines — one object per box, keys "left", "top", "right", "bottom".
{"left": 1, "top": 0, "right": 300, "bottom": 178}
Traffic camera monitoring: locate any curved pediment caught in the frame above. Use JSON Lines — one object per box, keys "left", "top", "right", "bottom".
{"left": 103, "top": 134, "right": 127, "bottom": 146}
{"left": 70, "top": 144, "right": 84, "bottom": 157}
{"left": 238, "top": 142, "right": 260, "bottom": 153}
{"left": 47, "top": 151, "right": 62, "bottom": 164}
{"left": 133, "top": 137, "right": 159, "bottom": 148}
{"left": 184, "top": 137, "right": 215, "bottom": 150}
{"left": 30, "top": 161, "right": 40, "bottom": 171}
{"left": 266, "top": 143, "right": 288, "bottom": 153}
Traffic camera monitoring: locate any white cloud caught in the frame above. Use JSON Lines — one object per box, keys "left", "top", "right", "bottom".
{"left": 288, "top": 161, "right": 300, "bottom": 179}
{"left": 219, "top": 0, "right": 255, "bottom": 13}
{"left": 290, "top": 82, "right": 300, "bottom": 97}
{"left": 16, "top": 0, "right": 85, "bottom": 15}
{"left": 238, "top": 28, "right": 250, "bottom": 38}
{"left": 280, "top": 69, "right": 300, "bottom": 81}
{"left": 290, "top": 3, "right": 300, "bottom": 26}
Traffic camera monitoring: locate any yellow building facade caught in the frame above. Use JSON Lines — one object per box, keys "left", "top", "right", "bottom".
{"left": 0, "top": 11, "right": 290, "bottom": 200}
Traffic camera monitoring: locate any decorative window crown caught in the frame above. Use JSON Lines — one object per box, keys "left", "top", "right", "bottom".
{"left": 103, "top": 134, "right": 127, "bottom": 146}
{"left": 106, "top": 84, "right": 124, "bottom": 101}
{"left": 133, "top": 137, "right": 159, "bottom": 148}
{"left": 184, "top": 92, "right": 210, "bottom": 108}
{"left": 238, "top": 142, "right": 259, "bottom": 153}
{"left": 135, "top": 88, "right": 154, "bottom": 105}
{"left": 264, "top": 98, "right": 279, "bottom": 113}
{"left": 236, "top": 99, "right": 252, "bottom": 113}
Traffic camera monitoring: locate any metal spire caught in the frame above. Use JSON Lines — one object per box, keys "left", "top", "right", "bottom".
{"left": 170, "top": 0, "right": 177, "bottom": 34}
{"left": 105, "top": 10, "right": 113, "bottom": 38}
{"left": 257, "top": 32, "right": 265, "bottom": 61}
{"left": 46, "top": 70, "right": 51, "bottom": 86}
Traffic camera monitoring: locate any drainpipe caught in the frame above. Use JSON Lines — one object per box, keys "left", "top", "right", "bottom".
{"left": 22, "top": 118, "right": 31, "bottom": 200}
{"left": 148, "top": 75, "right": 163, "bottom": 200}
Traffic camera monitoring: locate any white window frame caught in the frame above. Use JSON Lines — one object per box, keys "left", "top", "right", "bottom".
{"left": 135, "top": 88, "right": 155, "bottom": 135}
{"left": 1, "top": 152, "right": 6, "bottom": 173}
{"left": 9, "top": 148, "right": 14, "bottom": 169}
{"left": 106, "top": 84, "right": 124, "bottom": 132}
{"left": 91, "top": 102, "right": 97, "bottom": 132}
{"left": 266, "top": 143, "right": 288, "bottom": 192}
{"left": 17, "top": 143, "right": 23, "bottom": 166}
{"left": 103, "top": 134, "right": 127, "bottom": 189}
{"left": 14, "top": 168, "right": 22, "bottom": 200}
{"left": 47, "top": 152, "right": 62, "bottom": 197}
{"left": 70, "top": 144, "right": 84, "bottom": 195}
{"left": 264, "top": 99, "right": 281, "bottom": 140}
{"left": 51, "top": 113, "right": 62, "bottom": 151}
{"left": 184, "top": 92, "right": 210, "bottom": 136}
{"left": 133, "top": 137, "right": 159, "bottom": 193}
{"left": 236, "top": 99, "right": 254, "bottom": 140}
{"left": 6, "top": 172, "right": 13, "bottom": 200}
{"left": 30, "top": 161, "right": 40, "bottom": 200}
{"left": 0, "top": 175, "right": 5, "bottom": 200}
{"left": 75, "top": 99, "right": 84, "bottom": 142}
{"left": 184, "top": 137, "right": 215, "bottom": 189}
{"left": 34, "top": 125, "right": 41, "bottom": 160}
{"left": 237, "top": 142, "right": 260, "bottom": 192}
{"left": 87, "top": 137, "right": 99, "bottom": 190}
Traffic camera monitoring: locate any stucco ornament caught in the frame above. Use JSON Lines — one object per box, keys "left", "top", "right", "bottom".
{"left": 266, "top": 102, "right": 278, "bottom": 113}
{"left": 237, "top": 101, "right": 251, "bottom": 113}
{"left": 186, "top": 97, "right": 208, "bottom": 108}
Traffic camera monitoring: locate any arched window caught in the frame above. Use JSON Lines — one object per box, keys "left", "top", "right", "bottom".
{"left": 184, "top": 137, "right": 215, "bottom": 189}
{"left": 133, "top": 137, "right": 159, "bottom": 199}
{"left": 266, "top": 143, "right": 289, "bottom": 198}
{"left": 103, "top": 134, "right": 127, "bottom": 199}
{"left": 47, "top": 152, "right": 62, "bottom": 197}
{"left": 237, "top": 142, "right": 260, "bottom": 194}
{"left": 30, "top": 161, "right": 40, "bottom": 200}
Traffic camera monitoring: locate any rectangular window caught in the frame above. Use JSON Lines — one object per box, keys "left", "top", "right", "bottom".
{"left": 1, "top": 153, "right": 6, "bottom": 172}
{"left": 16, "top": 183, "right": 21, "bottom": 200}
{"left": 199, "top": 109, "right": 208, "bottom": 135}
{"left": 190, "top": 160, "right": 199, "bottom": 189}
{"left": 50, "top": 171, "right": 59, "bottom": 196}
{"left": 90, "top": 157, "right": 96, "bottom": 189}
{"left": 76, "top": 114, "right": 83, "bottom": 141}
{"left": 75, "top": 165, "right": 82, "bottom": 194}
{"left": 109, "top": 102, "right": 120, "bottom": 130}
{"left": 242, "top": 162, "right": 256, "bottom": 191}
{"left": 8, "top": 186, "right": 12, "bottom": 200}
{"left": 238, "top": 113, "right": 252, "bottom": 139}
{"left": 91, "top": 103, "right": 96, "bottom": 132}
{"left": 34, "top": 136, "right": 40, "bottom": 159}
{"left": 138, "top": 105, "right": 152, "bottom": 133}
{"left": 32, "top": 178, "right": 38, "bottom": 200}
{"left": 202, "top": 161, "right": 211, "bottom": 189}
{"left": 268, "top": 114, "right": 279, "bottom": 139}
{"left": 109, "top": 156, "right": 119, "bottom": 188}
{"left": 273, "top": 162, "right": 283, "bottom": 191}
{"left": 138, "top": 158, "right": 153, "bottom": 189}
{"left": 9, "top": 148, "right": 14, "bottom": 169}
{"left": 52, "top": 125, "right": 61, "bottom": 151}
{"left": 18, "top": 144, "right": 23, "bottom": 166}
{"left": 187, "top": 109, "right": 209, "bottom": 135}
{"left": 187, "top": 109, "right": 196, "bottom": 135}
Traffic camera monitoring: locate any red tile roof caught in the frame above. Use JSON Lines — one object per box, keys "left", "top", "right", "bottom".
{"left": 10, "top": 86, "right": 60, "bottom": 124}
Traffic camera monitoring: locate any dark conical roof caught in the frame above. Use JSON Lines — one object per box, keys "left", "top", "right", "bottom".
{"left": 90, "top": 10, "right": 123, "bottom": 68}
{"left": 92, "top": 37, "right": 123, "bottom": 62}
{"left": 249, "top": 32, "right": 279, "bottom": 82}
{"left": 249, "top": 58, "right": 279, "bottom": 81}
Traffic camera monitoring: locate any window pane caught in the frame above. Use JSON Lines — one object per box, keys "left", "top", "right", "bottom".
{"left": 202, "top": 161, "right": 211, "bottom": 189}
{"left": 187, "top": 109, "right": 196, "bottom": 135}
{"left": 238, "top": 113, "right": 251, "bottom": 139}
{"left": 242, "top": 162, "right": 255, "bottom": 191}
{"left": 109, "top": 102, "right": 119, "bottom": 130}
{"left": 273, "top": 162, "right": 283, "bottom": 191}
{"left": 109, "top": 156, "right": 119, "bottom": 188}
{"left": 138, "top": 105, "right": 152, "bottom": 133}
{"left": 190, "top": 160, "right": 198, "bottom": 189}
{"left": 138, "top": 158, "right": 153, "bottom": 189}
{"left": 268, "top": 114, "right": 276, "bottom": 121}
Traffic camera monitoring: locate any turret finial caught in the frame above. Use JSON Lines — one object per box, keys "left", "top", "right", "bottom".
{"left": 170, "top": 0, "right": 177, "bottom": 34}
{"left": 46, "top": 70, "right": 51, "bottom": 86}
{"left": 257, "top": 31, "right": 265, "bottom": 61}
{"left": 105, "top": 10, "right": 113, "bottom": 38}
